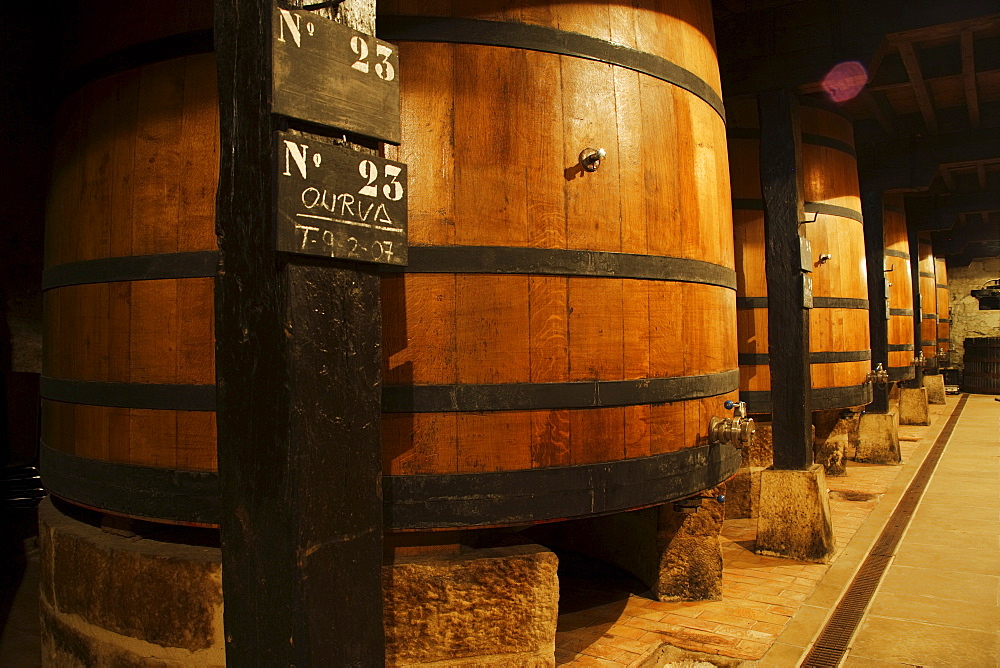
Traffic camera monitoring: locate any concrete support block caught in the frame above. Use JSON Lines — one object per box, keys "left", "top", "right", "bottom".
{"left": 812, "top": 410, "right": 856, "bottom": 476}
{"left": 742, "top": 421, "right": 774, "bottom": 468}
{"left": 384, "top": 544, "right": 558, "bottom": 667}
{"left": 756, "top": 465, "right": 835, "bottom": 563}
{"left": 923, "top": 373, "right": 946, "bottom": 404}
{"left": 725, "top": 466, "right": 764, "bottom": 519}
{"left": 856, "top": 413, "right": 902, "bottom": 464}
{"left": 898, "top": 387, "right": 931, "bottom": 425}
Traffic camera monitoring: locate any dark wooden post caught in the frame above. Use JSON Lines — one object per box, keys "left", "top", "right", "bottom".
{"left": 907, "top": 226, "right": 925, "bottom": 387}
{"left": 758, "top": 90, "right": 812, "bottom": 470}
{"left": 862, "top": 190, "right": 890, "bottom": 413}
{"left": 214, "top": 0, "right": 385, "bottom": 664}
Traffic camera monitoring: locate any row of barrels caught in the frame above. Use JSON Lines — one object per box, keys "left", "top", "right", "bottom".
{"left": 40, "top": 0, "right": 966, "bottom": 531}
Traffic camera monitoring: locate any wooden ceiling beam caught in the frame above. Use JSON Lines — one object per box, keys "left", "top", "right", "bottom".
{"left": 862, "top": 89, "right": 894, "bottom": 135}
{"left": 897, "top": 41, "right": 939, "bottom": 133}
{"left": 860, "top": 127, "right": 1000, "bottom": 191}
{"left": 961, "top": 30, "right": 981, "bottom": 128}
{"left": 977, "top": 162, "right": 988, "bottom": 189}
{"left": 941, "top": 167, "right": 958, "bottom": 192}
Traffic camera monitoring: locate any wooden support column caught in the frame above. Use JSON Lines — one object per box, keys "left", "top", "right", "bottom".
{"left": 908, "top": 226, "right": 925, "bottom": 387}
{"left": 862, "top": 190, "right": 890, "bottom": 413}
{"left": 215, "top": 0, "right": 385, "bottom": 664}
{"left": 758, "top": 90, "right": 812, "bottom": 470}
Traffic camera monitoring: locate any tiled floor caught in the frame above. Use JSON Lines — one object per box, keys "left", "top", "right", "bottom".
{"left": 841, "top": 393, "right": 999, "bottom": 667}
{"left": 556, "top": 399, "right": 959, "bottom": 667}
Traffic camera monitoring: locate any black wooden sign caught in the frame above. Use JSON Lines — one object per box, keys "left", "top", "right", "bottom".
{"left": 276, "top": 131, "right": 408, "bottom": 265}
{"left": 272, "top": 6, "right": 401, "bottom": 144}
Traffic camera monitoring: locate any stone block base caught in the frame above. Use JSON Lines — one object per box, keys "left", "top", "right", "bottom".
{"left": 899, "top": 387, "right": 931, "bottom": 425}
{"left": 756, "top": 465, "right": 835, "bottom": 563}
{"left": 856, "top": 413, "right": 902, "bottom": 464}
{"left": 524, "top": 492, "right": 725, "bottom": 603}
{"left": 38, "top": 499, "right": 225, "bottom": 667}
{"left": 812, "top": 410, "right": 855, "bottom": 476}
{"left": 923, "top": 373, "right": 946, "bottom": 404}
{"left": 384, "top": 544, "right": 558, "bottom": 667}
{"left": 725, "top": 466, "right": 764, "bottom": 519}
{"left": 39, "top": 499, "right": 559, "bottom": 667}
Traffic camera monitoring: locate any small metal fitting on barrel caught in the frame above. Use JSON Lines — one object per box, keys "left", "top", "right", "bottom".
{"left": 579, "top": 147, "right": 606, "bottom": 172}
{"left": 709, "top": 400, "right": 755, "bottom": 448}
{"left": 866, "top": 362, "right": 889, "bottom": 385}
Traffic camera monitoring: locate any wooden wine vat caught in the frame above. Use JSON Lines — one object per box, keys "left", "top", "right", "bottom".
{"left": 40, "top": 3, "right": 219, "bottom": 524}
{"left": 884, "top": 193, "right": 915, "bottom": 382}
{"left": 730, "top": 97, "right": 872, "bottom": 413}
{"left": 917, "top": 234, "right": 938, "bottom": 368}
{"left": 963, "top": 337, "right": 1000, "bottom": 394}
{"left": 935, "top": 257, "right": 950, "bottom": 363}
{"left": 42, "top": 0, "right": 741, "bottom": 528}
{"left": 378, "top": 0, "right": 740, "bottom": 529}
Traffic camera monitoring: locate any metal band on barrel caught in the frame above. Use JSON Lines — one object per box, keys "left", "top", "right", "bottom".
{"left": 386, "top": 246, "right": 737, "bottom": 289}
{"left": 378, "top": 16, "right": 725, "bottom": 120}
{"left": 383, "top": 368, "right": 738, "bottom": 413}
{"left": 43, "top": 251, "right": 219, "bottom": 290}
{"left": 41, "top": 441, "right": 742, "bottom": 529}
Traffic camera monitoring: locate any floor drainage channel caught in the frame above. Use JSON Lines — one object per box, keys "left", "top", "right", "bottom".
{"left": 800, "top": 394, "right": 970, "bottom": 668}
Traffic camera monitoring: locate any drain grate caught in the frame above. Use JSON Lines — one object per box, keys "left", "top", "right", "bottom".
{"left": 800, "top": 394, "right": 970, "bottom": 667}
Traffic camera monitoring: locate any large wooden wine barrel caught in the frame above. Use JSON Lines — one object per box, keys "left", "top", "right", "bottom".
{"left": 963, "top": 337, "right": 1000, "bottom": 394}
{"left": 916, "top": 234, "right": 938, "bottom": 368}
{"left": 42, "top": 0, "right": 741, "bottom": 528}
{"left": 40, "top": 3, "right": 219, "bottom": 525}
{"left": 730, "top": 97, "right": 872, "bottom": 413}
{"left": 378, "top": 0, "right": 739, "bottom": 529}
{"left": 935, "top": 257, "right": 950, "bottom": 364}
{"left": 884, "top": 194, "right": 914, "bottom": 381}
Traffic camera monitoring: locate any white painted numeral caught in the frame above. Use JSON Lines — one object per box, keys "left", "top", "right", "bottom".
{"left": 382, "top": 164, "right": 403, "bottom": 201}
{"left": 358, "top": 160, "right": 379, "bottom": 196}
{"left": 374, "top": 44, "right": 395, "bottom": 81}
{"left": 350, "top": 36, "right": 370, "bottom": 73}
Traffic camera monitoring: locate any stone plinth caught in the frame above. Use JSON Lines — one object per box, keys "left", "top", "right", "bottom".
{"left": 653, "top": 492, "right": 725, "bottom": 602}
{"left": 383, "top": 544, "right": 558, "bottom": 667}
{"left": 727, "top": 421, "right": 773, "bottom": 519}
{"left": 38, "top": 499, "right": 225, "bottom": 667}
{"left": 856, "top": 413, "right": 901, "bottom": 464}
{"left": 756, "top": 465, "right": 835, "bottom": 563}
{"left": 812, "top": 410, "right": 856, "bottom": 476}
{"left": 40, "top": 499, "right": 559, "bottom": 667}
{"left": 725, "top": 466, "right": 764, "bottom": 519}
{"left": 524, "top": 492, "right": 725, "bottom": 603}
{"left": 899, "top": 387, "right": 931, "bottom": 425}
{"left": 923, "top": 373, "right": 946, "bottom": 404}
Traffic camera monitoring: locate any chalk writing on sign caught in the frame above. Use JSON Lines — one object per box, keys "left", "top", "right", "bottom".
{"left": 272, "top": 7, "right": 400, "bottom": 144}
{"left": 276, "top": 131, "right": 408, "bottom": 265}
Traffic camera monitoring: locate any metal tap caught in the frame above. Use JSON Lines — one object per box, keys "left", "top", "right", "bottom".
{"left": 709, "top": 400, "right": 755, "bottom": 448}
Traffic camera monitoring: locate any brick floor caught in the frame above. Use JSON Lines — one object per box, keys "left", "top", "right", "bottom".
{"left": 556, "top": 404, "right": 951, "bottom": 666}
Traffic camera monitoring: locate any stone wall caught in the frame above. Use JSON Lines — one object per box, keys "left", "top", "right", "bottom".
{"left": 948, "top": 257, "right": 1000, "bottom": 367}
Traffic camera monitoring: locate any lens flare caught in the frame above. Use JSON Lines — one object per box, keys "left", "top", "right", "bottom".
{"left": 821, "top": 61, "right": 868, "bottom": 103}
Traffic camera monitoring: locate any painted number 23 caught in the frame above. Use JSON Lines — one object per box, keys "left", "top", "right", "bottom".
{"left": 358, "top": 160, "right": 403, "bottom": 201}
{"left": 350, "top": 36, "right": 394, "bottom": 81}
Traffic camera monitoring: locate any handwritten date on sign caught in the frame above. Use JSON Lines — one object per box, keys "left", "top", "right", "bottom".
{"left": 272, "top": 7, "right": 400, "bottom": 144}
{"left": 275, "top": 132, "right": 408, "bottom": 266}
